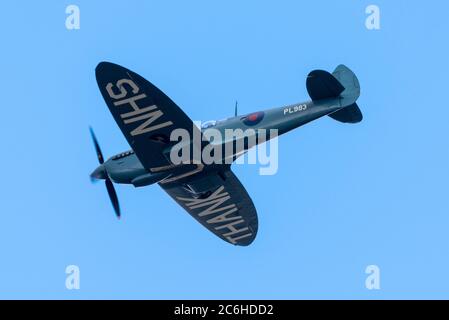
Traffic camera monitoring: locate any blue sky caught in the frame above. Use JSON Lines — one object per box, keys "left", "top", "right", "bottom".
{"left": 0, "top": 1, "right": 448, "bottom": 299}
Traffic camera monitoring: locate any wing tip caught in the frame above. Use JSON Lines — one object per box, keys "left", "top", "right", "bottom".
{"left": 95, "top": 61, "right": 127, "bottom": 77}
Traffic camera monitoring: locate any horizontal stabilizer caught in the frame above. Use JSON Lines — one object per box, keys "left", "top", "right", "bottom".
{"left": 329, "top": 103, "right": 363, "bottom": 123}
{"left": 306, "top": 70, "right": 345, "bottom": 101}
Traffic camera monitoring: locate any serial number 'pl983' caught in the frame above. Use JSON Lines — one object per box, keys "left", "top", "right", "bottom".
{"left": 283, "top": 104, "right": 307, "bottom": 115}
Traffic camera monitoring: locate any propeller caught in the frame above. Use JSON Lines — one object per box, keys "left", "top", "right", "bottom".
{"left": 89, "top": 127, "right": 121, "bottom": 219}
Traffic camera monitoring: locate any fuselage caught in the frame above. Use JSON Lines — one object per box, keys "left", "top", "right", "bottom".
{"left": 92, "top": 97, "right": 342, "bottom": 186}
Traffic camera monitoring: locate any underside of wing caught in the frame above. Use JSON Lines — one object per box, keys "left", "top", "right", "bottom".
{"left": 95, "top": 62, "right": 201, "bottom": 171}
{"left": 160, "top": 168, "right": 258, "bottom": 246}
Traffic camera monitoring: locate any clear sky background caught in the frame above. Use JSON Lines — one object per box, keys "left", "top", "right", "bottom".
{"left": 0, "top": 1, "right": 448, "bottom": 299}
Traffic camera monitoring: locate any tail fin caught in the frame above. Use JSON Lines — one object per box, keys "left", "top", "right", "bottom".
{"left": 306, "top": 64, "right": 362, "bottom": 123}
{"left": 332, "top": 65, "right": 360, "bottom": 107}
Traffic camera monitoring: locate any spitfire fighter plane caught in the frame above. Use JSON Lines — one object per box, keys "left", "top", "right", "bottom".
{"left": 90, "top": 62, "right": 362, "bottom": 246}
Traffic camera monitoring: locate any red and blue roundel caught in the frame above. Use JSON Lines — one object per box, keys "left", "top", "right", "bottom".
{"left": 241, "top": 111, "right": 265, "bottom": 126}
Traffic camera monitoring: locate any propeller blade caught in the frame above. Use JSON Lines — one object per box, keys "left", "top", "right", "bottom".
{"left": 89, "top": 127, "right": 121, "bottom": 219}
{"left": 89, "top": 127, "right": 104, "bottom": 164}
{"left": 105, "top": 178, "right": 121, "bottom": 219}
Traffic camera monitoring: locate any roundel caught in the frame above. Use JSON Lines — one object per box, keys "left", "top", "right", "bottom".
{"left": 242, "top": 111, "right": 265, "bottom": 126}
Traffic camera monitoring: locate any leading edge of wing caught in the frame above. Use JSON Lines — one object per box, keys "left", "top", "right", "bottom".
{"left": 160, "top": 169, "right": 258, "bottom": 246}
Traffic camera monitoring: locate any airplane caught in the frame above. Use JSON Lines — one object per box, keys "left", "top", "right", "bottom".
{"left": 90, "top": 62, "right": 362, "bottom": 246}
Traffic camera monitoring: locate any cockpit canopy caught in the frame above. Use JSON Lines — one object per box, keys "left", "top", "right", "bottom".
{"left": 112, "top": 150, "right": 134, "bottom": 160}
{"left": 201, "top": 120, "right": 217, "bottom": 129}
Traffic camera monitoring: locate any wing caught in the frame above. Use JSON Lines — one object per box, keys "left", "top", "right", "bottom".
{"left": 95, "top": 62, "right": 201, "bottom": 170}
{"left": 160, "top": 168, "right": 258, "bottom": 246}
